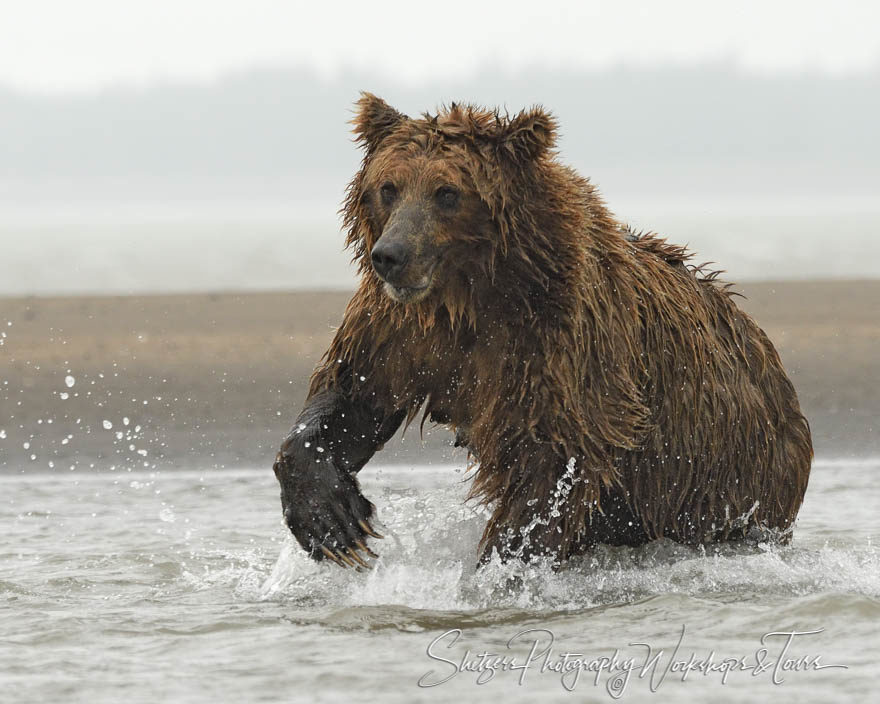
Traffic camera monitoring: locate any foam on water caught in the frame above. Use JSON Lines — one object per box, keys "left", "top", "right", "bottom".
{"left": 255, "top": 464, "right": 880, "bottom": 621}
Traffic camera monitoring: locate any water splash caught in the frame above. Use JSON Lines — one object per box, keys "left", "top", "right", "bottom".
{"left": 257, "top": 466, "right": 880, "bottom": 616}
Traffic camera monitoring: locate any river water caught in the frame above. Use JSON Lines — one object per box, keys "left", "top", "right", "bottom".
{"left": 1, "top": 460, "right": 878, "bottom": 703}
{"left": 2, "top": 212, "right": 880, "bottom": 296}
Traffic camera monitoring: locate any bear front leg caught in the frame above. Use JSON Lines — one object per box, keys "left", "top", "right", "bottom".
{"left": 475, "top": 441, "right": 606, "bottom": 566}
{"left": 273, "top": 390, "right": 404, "bottom": 567}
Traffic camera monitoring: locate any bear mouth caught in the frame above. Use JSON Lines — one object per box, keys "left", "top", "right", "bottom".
{"left": 380, "top": 262, "right": 438, "bottom": 304}
{"left": 383, "top": 280, "right": 432, "bottom": 303}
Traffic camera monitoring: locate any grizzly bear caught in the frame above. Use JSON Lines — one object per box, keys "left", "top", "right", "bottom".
{"left": 273, "top": 93, "right": 813, "bottom": 569}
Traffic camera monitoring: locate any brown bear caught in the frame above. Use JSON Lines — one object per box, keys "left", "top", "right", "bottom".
{"left": 273, "top": 93, "right": 813, "bottom": 569}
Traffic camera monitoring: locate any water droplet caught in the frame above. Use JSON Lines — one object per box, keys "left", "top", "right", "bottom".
{"left": 102, "top": 420, "right": 113, "bottom": 430}
{"left": 59, "top": 392, "right": 69, "bottom": 400}
{"left": 65, "top": 375, "right": 75, "bottom": 388}
{"left": 123, "top": 417, "right": 130, "bottom": 426}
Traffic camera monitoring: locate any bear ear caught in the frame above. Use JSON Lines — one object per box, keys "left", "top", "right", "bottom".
{"left": 498, "top": 106, "right": 558, "bottom": 162}
{"left": 352, "top": 92, "right": 407, "bottom": 153}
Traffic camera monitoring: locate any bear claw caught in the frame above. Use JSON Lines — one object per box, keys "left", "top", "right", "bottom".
{"left": 355, "top": 539, "right": 379, "bottom": 559}
{"left": 358, "top": 520, "right": 384, "bottom": 539}
{"left": 320, "top": 545, "right": 346, "bottom": 567}
{"left": 343, "top": 547, "right": 370, "bottom": 568}
{"left": 335, "top": 550, "right": 358, "bottom": 568}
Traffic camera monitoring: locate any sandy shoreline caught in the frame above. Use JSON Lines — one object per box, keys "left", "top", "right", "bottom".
{"left": 1, "top": 280, "right": 878, "bottom": 473}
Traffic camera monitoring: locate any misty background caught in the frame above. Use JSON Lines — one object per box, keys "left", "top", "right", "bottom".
{"left": 3, "top": 66, "right": 880, "bottom": 294}
{"left": 1, "top": 2, "right": 879, "bottom": 470}
{"left": 1, "top": 2, "right": 879, "bottom": 296}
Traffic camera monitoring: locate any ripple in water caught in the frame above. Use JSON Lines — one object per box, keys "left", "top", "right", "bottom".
{"left": 2, "top": 462, "right": 878, "bottom": 701}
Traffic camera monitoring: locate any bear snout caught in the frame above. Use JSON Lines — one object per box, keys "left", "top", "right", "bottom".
{"left": 371, "top": 239, "right": 410, "bottom": 283}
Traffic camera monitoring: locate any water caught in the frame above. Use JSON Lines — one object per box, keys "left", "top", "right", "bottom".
{"left": 2, "top": 459, "right": 877, "bottom": 702}
{"left": 2, "top": 211, "right": 880, "bottom": 297}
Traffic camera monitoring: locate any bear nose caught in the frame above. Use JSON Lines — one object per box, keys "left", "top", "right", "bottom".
{"left": 371, "top": 240, "right": 409, "bottom": 282}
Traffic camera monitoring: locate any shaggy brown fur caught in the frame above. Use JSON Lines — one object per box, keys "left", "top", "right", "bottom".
{"left": 274, "top": 93, "right": 812, "bottom": 566}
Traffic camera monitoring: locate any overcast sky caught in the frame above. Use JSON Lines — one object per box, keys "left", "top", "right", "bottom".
{"left": 2, "top": 0, "right": 879, "bottom": 93}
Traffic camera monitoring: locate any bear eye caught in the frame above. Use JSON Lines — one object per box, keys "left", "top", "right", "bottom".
{"left": 379, "top": 182, "right": 398, "bottom": 206}
{"left": 435, "top": 185, "right": 460, "bottom": 211}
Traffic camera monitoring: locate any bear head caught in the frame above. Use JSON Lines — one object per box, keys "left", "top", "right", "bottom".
{"left": 342, "top": 92, "right": 560, "bottom": 306}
